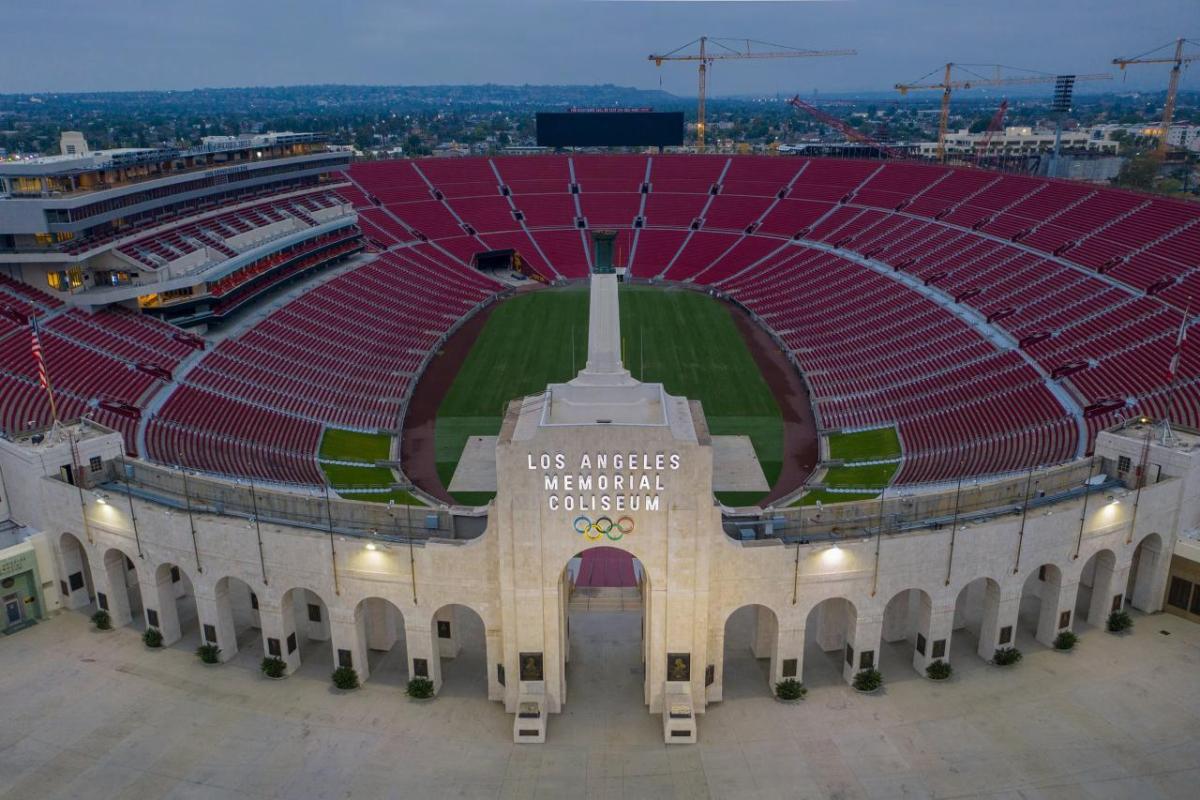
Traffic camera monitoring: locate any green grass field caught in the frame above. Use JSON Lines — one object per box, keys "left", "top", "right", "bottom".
{"left": 435, "top": 285, "right": 783, "bottom": 505}
{"left": 793, "top": 427, "right": 902, "bottom": 506}
{"left": 827, "top": 427, "right": 902, "bottom": 462}
{"left": 317, "top": 428, "right": 424, "bottom": 506}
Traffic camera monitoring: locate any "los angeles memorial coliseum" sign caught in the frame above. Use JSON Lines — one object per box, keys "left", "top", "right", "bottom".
{"left": 528, "top": 451, "right": 681, "bottom": 513}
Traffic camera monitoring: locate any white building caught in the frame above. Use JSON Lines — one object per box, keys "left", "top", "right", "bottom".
{"left": 2, "top": 266, "right": 1198, "bottom": 744}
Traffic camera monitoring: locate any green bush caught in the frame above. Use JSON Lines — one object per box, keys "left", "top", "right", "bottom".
{"left": 142, "top": 627, "right": 163, "bottom": 648}
{"left": 332, "top": 666, "right": 360, "bottom": 690}
{"left": 196, "top": 643, "right": 221, "bottom": 664}
{"left": 926, "top": 659, "right": 953, "bottom": 680}
{"left": 1106, "top": 610, "right": 1133, "bottom": 633}
{"left": 1053, "top": 630, "right": 1078, "bottom": 651}
{"left": 260, "top": 656, "right": 287, "bottom": 678}
{"left": 774, "top": 678, "right": 807, "bottom": 701}
{"left": 406, "top": 676, "right": 435, "bottom": 699}
{"left": 992, "top": 646, "right": 1022, "bottom": 666}
{"left": 91, "top": 610, "right": 112, "bottom": 630}
{"left": 852, "top": 668, "right": 883, "bottom": 692}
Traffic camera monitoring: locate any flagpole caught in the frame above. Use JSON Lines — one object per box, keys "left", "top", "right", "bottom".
{"left": 30, "top": 318, "right": 60, "bottom": 425}
{"left": 1163, "top": 297, "right": 1191, "bottom": 441}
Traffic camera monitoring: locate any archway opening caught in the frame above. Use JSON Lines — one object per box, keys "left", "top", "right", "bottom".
{"left": 803, "top": 597, "right": 857, "bottom": 689}
{"left": 149, "top": 563, "right": 201, "bottom": 651}
{"left": 57, "top": 532, "right": 94, "bottom": 611}
{"left": 432, "top": 603, "right": 487, "bottom": 697}
{"left": 1076, "top": 550, "right": 1119, "bottom": 629}
{"left": 1019, "top": 564, "right": 1067, "bottom": 648}
{"left": 879, "top": 588, "right": 934, "bottom": 681}
{"left": 281, "top": 587, "right": 332, "bottom": 679}
{"left": 215, "top": 576, "right": 262, "bottom": 666}
{"left": 562, "top": 546, "right": 650, "bottom": 714}
{"left": 721, "top": 604, "right": 778, "bottom": 699}
{"left": 1127, "top": 533, "right": 1164, "bottom": 612}
{"left": 952, "top": 577, "right": 1002, "bottom": 664}
{"left": 356, "top": 597, "right": 408, "bottom": 688}
{"left": 99, "top": 548, "right": 142, "bottom": 629}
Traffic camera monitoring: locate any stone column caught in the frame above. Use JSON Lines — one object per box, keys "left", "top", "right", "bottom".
{"left": 300, "top": 591, "right": 330, "bottom": 644}
{"left": 405, "top": 623, "right": 442, "bottom": 693}
{"left": 773, "top": 625, "right": 805, "bottom": 690}
{"left": 195, "top": 585, "right": 238, "bottom": 663}
{"left": 912, "top": 599, "right": 955, "bottom": 673}
{"left": 842, "top": 615, "right": 881, "bottom": 684}
{"left": 815, "top": 599, "right": 850, "bottom": 653}
{"left": 978, "top": 585, "right": 1020, "bottom": 661}
{"left": 882, "top": 590, "right": 912, "bottom": 643}
{"left": 1087, "top": 562, "right": 1128, "bottom": 627}
{"left": 259, "top": 599, "right": 300, "bottom": 674}
{"left": 706, "top": 627, "right": 726, "bottom": 703}
{"left": 362, "top": 599, "right": 399, "bottom": 652}
{"left": 330, "top": 612, "right": 370, "bottom": 683}
{"left": 93, "top": 555, "right": 132, "bottom": 628}
{"left": 750, "top": 606, "right": 775, "bottom": 660}
{"left": 645, "top": 585, "right": 668, "bottom": 713}
{"left": 435, "top": 606, "right": 460, "bottom": 658}
{"left": 57, "top": 542, "right": 91, "bottom": 610}
{"left": 1130, "top": 537, "right": 1170, "bottom": 613}
{"left": 1035, "top": 571, "right": 1076, "bottom": 647}
{"left": 141, "top": 568, "right": 181, "bottom": 646}
{"left": 485, "top": 627, "right": 504, "bottom": 702}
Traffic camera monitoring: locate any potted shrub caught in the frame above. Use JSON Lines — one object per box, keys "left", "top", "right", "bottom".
{"left": 91, "top": 610, "right": 112, "bottom": 631}
{"left": 992, "top": 646, "right": 1022, "bottom": 666}
{"left": 925, "top": 660, "right": 953, "bottom": 681}
{"left": 142, "top": 627, "right": 163, "bottom": 649}
{"left": 260, "top": 656, "right": 288, "bottom": 679}
{"left": 406, "top": 676, "right": 435, "bottom": 700}
{"left": 1053, "top": 630, "right": 1078, "bottom": 651}
{"left": 852, "top": 668, "right": 884, "bottom": 694}
{"left": 1106, "top": 610, "right": 1133, "bottom": 634}
{"left": 774, "top": 678, "right": 807, "bottom": 703}
{"left": 196, "top": 643, "right": 221, "bottom": 664}
{"left": 331, "top": 666, "right": 360, "bottom": 691}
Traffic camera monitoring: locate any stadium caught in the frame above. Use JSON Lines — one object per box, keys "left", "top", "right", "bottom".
{"left": 2, "top": 124, "right": 1199, "bottom": 757}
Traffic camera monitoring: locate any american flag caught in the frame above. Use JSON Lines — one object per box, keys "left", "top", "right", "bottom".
{"left": 30, "top": 317, "right": 49, "bottom": 390}
{"left": 1167, "top": 301, "right": 1191, "bottom": 384}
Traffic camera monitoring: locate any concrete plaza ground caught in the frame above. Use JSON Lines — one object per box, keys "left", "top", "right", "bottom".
{"left": 0, "top": 605, "right": 1198, "bottom": 799}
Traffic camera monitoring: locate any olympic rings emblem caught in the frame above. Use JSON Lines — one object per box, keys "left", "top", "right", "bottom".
{"left": 573, "top": 515, "right": 635, "bottom": 541}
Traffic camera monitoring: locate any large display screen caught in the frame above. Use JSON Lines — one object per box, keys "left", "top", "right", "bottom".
{"left": 536, "top": 112, "right": 684, "bottom": 148}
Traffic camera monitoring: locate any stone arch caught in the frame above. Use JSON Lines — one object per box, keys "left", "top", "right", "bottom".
{"left": 952, "top": 576, "right": 1005, "bottom": 662}
{"left": 719, "top": 603, "right": 780, "bottom": 699}
{"left": 353, "top": 596, "right": 408, "bottom": 687}
{"left": 1019, "top": 563, "right": 1071, "bottom": 648}
{"left": 98, "top": 546, "right": 142, "bottom": 629}
{"left": 141, "top": 561, "right": 200, "bottom": 649}
{"left": 879, "top": 587, "right": 943, "bottom": 677}
{"left": 429, "top": 602, "right": 490, "bottom": 699}
{"left": 272, "top": 586, "right": 332, "bottom": 677}
{"left": 208, "top": 575, "right": 262, "bottom": 665}
{"left": 1075, "top": 549, "right": 1121, "bottom": 628}
{"left": 802, "top": 596, "right": 858, "bottom": 689}
{"left": 558, "top": 545, "right": 650, "bottom": 711}
{"left": 1127, "top": 532, "right": 1166, "bottom": 612}
{"left": 56, "top": 532, "right": 94, "bottom": 610}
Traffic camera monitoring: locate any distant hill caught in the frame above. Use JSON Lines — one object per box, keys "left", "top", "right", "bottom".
{"left": 0, "top": 84, "right": 685, "bottom": 114}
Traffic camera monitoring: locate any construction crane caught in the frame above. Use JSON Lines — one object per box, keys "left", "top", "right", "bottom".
{"left": 787, "top": 95, "right": 907, "bottom": 159}
{"left": 895, "top": 64, "right": 1111, "bottom": 162}
{"left": 649, "top": 38, "right": 855, "bottom": 153}
{"left": 975, "top": 99, "right": 1009, "bottom": 161}
{"left": 1113, "top": 38, "right": 1200, "bottom": 158}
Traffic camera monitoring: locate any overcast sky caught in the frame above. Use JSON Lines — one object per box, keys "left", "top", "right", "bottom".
{"left": 3, "top": 1, "right": 1195, "bottom": 96}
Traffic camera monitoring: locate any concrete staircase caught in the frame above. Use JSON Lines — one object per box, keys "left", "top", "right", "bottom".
{"left": 569, "top": 586, "right": 643, "bottom": 613}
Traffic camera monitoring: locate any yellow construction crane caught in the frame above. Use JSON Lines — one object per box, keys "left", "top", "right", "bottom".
{"left": 649, "top": 37, "right": 855, "bottom": 153}
{"left": 1113, "top": 38, "right": 1200, "bottom": 158}
{"left": 895, "top": 64, "right": 1111, "bottom": 162}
